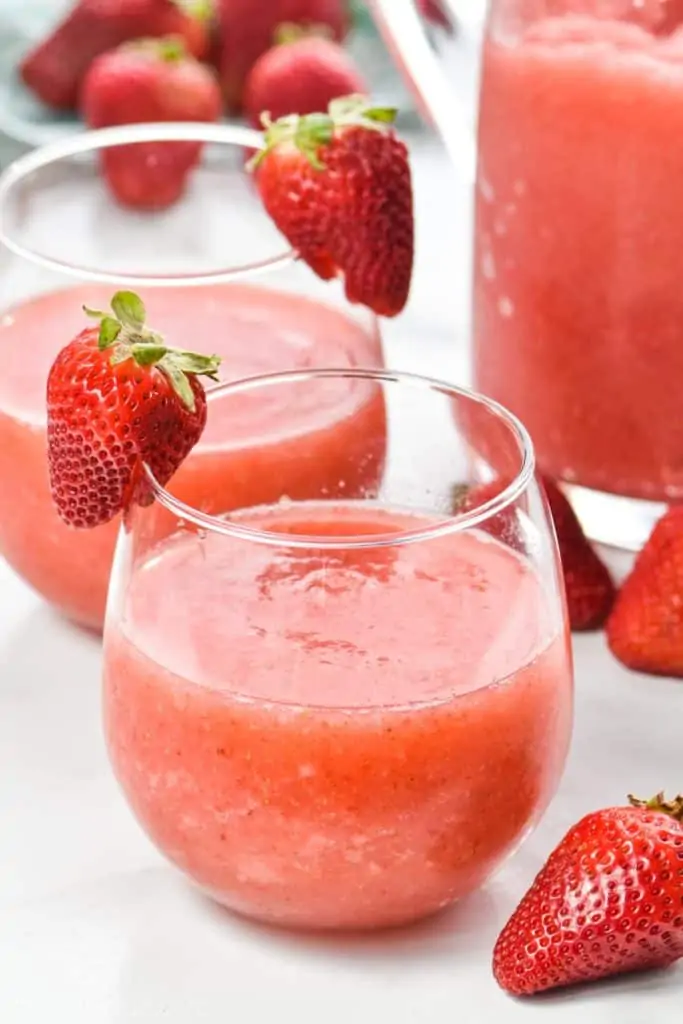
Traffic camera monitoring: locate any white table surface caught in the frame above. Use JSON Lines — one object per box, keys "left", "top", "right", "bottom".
{"left": 2, "top": 134, "right": 683, "bottom": 1023}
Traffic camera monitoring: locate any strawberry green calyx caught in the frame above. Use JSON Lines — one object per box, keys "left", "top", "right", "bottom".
{"left": 83, "top": 291, "right": 220, "bottom": 412}
{"left": 628, "top": 792, "right": 683, "bottom": 821}
{"left": 177, "top": 0, "right": 213, "bottom": 23}
{"left": 124, "top": 35, "right": 188, "bottom": 62}
{"left": 248, "top": 94, "right": 398, "bottom": 171}
{"left": 273, "top": 21, "right": 334, "bottom": 45}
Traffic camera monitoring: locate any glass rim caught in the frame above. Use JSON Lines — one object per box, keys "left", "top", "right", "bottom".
{"left": 0, "top": 122, "right": 295, "bottom": 286}
{"left": 144, "top": 367, "right": 536, "bottom": 550}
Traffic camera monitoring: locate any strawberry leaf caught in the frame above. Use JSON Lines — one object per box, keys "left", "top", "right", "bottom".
{"left": 160, "top": 360, "right": 196, "bottom": 412}
{"left": 83, "top": 305, "right": 108, "bottom": 320}
{"left": 98, "top": 317, "right": 122, "bottom": 349}
{"left": 363, "top": 106, "right": 398, "bottom": 124}
{"left": 173, "top": 350, "right": 222, "bottom": 378}
{"left": 131, "top": 343, "right": 169, "bottom": 366}
{"left": 111, "top": 291, "right": 146, "bottom": 330}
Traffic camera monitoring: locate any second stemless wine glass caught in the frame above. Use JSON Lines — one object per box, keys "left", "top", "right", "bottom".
{"left": 0, "top": 124, "right": 383, "bottom": 631}
{"left": 103, "top": 369, "right": 573, "bottom": 932}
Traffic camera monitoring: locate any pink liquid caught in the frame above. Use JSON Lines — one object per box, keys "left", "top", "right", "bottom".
{"left": 103, "top": 503, "right": 572, "bottom": 930}
{"left": 0, "top": 284, "right": 384, "bottom": 629}
{"left": 474, "top": 16, "right": 683, "bottom": 501}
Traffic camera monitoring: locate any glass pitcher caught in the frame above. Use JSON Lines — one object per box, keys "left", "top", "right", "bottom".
{"left": 372, "top": 0, "right": 683, "bottom": 550}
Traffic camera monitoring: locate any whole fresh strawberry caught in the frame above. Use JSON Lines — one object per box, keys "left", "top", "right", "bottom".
{"left": 81, "top": 37, "right": 222, "bottom": 210}
{"left": 218, "top": 0, "right": 349, "bottom": 113}
{"left": 543, "top": 476, "right": 615, "bottom": 631}
{"left": 607, "top": 507, "right": 683, "bottom": 676}
{"left": 21, "top": 0, "right": 210, "bottom": 111}
{"left": 250, "top": 95, "right": 414, "bottom": 318}
{"left": 459, "top": 475, "right": 614, "bottom": 631}
{"left": 244, "top": 32, "right": 366, "bottom": 128}
{"left": 493, "top": 793, "right": 683, "bottom": 996}
{"left": 47, "top": 291, "right": 220, "bottom": 528}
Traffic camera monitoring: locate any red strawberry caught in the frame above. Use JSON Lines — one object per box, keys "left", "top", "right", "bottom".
{"left": 47, "top": 290, "right": 220, "bottom": 528}
{"left": 459, "top": 476, "right": 614, "bottom": 630}
{"left": 607, "top": 507, "right": 683, "bottom": 676}
{"left": 543, "top": 476, "right": 615, "bottom": 631}
{"left": 218, "top": 0, "right": 349, "bottom": 113}
{"left": 416, "top": 0, "right": 456, "bottom": 33}
{"left": 81, "top": 37, "right": 222, "bottom": 210}
{"left": 21, "top": 0, "right": 210, "bottom": 111}
{"left": 244, "top": 34, "right": 366, "bottom": 128}
{"left": 250, "top": 95, "right": 414, "bottom": 318}
{"left": 457, "top": 479, "right": 519, "bottom": 545}
{"left": 656, "top": 0, "right": 683, "bottom": 34}
{"left": 493, "top": 793, "right": 683, "bottom": 996}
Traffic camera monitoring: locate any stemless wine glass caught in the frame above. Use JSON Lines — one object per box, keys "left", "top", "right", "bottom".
{"left": 0, "top": 123, "right": 382, "bottom": 631}
{"left": 102, "top": 368, "right": 573, "bottom": 932}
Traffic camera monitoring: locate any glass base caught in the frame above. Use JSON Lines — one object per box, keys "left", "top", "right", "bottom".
{"left": 562, "top": 482, "right": 666, "bottom": 553}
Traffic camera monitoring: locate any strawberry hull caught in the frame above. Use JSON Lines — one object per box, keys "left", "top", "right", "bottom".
{"left": 0, "top": 283, "right": 384, "bottom": 630}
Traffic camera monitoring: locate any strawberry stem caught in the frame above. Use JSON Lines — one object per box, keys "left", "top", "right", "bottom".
{"left": 273, "top": 21, "right": 334, "bottom": 45}
{"left": 123, "top": 36, "right": 189, "bottom": 62}
{"left": 628, "top": 792, "right": 683, "bottom": 821}
{"left": 83, "top": 292, "right": 221, "bottom": 411}
{"left": 248, "top": 94, "right": 398, "bottom": 172}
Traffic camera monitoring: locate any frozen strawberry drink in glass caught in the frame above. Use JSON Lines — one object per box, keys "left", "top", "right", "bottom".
{"left": 103, "top": 369, "right": 573, "bottom": 931}
{"left": 474, "top": 1, "right": 683, "bottom": 548}
{"left": 0, "top": 124, "right": 384, "bottom": 630}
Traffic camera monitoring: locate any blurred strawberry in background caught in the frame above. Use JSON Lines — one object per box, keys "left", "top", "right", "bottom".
{"left": 416, "top": 0, "right": 456, "bottom": 33}
{"left": 244, "top": 26, "right": 366, "bottom": 127}
{"left": 81, "top": 36, "right": 221, "bottom": 209}
{"left": 217, "top": 0, "right": 350, "bottom": 113}
{"left": 21, "top": 0, "right": 211, "bottom": 110}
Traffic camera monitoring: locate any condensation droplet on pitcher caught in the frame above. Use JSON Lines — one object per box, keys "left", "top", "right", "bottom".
{"left": 479, "top": 176, "right": 495, "bottom": 203}
{"left": 482, "top": 251, "right": 496, "bottom": 281}
{"left": 498, "top": 297, "right": 514, "bottom": 319}
{"left": 513, "top": 179, "right": 527, "bottom": 197}
{"left": 494, "top": 219, "right": 507, "bottom": 237}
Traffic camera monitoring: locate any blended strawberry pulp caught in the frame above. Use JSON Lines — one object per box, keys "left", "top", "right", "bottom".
{"left": 474, "top": 14, "right": 683, "bottom": 501}
{"left": 0, "top": 284, "right": 385, "bottom": 629}
{"left": 103, "top": 502, "right": 573, "bottom": 930}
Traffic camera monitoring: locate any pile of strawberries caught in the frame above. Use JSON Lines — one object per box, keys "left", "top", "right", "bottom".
{"left": 18, "top": 0, "right": 449, "bottom": 209}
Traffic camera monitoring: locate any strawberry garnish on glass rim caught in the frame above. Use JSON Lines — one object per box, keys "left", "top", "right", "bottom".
{"left": 47, "top": 291, "right": 220, "bottom": 530}
{"left": 249, "top": 94, "right": 414, "bottom": 318}
{"left": 493, "top": 792, "right": 683, "bottom": 997}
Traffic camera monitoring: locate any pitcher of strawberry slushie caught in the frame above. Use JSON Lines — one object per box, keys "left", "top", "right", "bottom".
{"left": 373, "top": 0, "right": 683, "bottom": 550}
